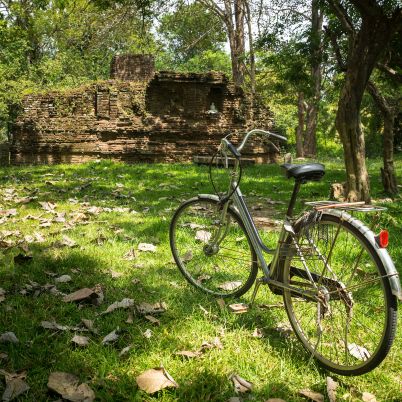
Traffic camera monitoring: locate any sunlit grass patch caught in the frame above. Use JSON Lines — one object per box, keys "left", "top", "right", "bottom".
{"left": 0, "top": 156, "right": 401, "bottom": 401}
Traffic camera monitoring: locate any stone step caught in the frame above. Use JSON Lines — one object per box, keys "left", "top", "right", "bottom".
{"left": 193, "top": 155, "right": 255, "bottom": 166}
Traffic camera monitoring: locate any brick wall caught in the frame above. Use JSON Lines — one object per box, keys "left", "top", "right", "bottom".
{"left": 11, "top": 70, "right": 277, "bottom": 165}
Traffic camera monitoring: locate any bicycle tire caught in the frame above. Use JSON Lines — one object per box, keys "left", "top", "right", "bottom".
{"left": 170, "top": 196, "right": 258, "bottom": 298}
{"left": 282, "top": 211, "right": 398, "bottom": 375}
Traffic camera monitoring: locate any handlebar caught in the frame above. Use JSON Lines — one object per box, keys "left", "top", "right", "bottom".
{"left": 221, "top": 129, "right": 287, "bottom": 159}
{"left": 237, "top": 129, "right": 287, "bottom": 152}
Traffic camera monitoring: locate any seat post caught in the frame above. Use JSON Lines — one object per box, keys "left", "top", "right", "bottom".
{"left": 286, "top": 180, "right": 301, "bottom": 217}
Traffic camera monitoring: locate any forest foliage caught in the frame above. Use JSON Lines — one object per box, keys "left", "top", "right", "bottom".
{"left": 0, "top": 0, "right": 401, "bottom": 175}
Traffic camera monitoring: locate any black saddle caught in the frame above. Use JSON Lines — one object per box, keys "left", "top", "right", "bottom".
{"left": 281, "top": 163, "right": 325, "bottom": 183}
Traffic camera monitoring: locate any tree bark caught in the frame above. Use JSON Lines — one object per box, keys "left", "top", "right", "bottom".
{"left": 334, "top": 7, "right": 401, "bottom": 202}
{"left": 366, "top": 81, "right": 398, "bottom": 195}
{"left": 304, "top": 0, "right": 323, "bottom": 158}
{"left": 296, "top": 92, "right": 305, "bottom": 158}
{"left": 199, "top": 0, "right": 247, "bottom": 86}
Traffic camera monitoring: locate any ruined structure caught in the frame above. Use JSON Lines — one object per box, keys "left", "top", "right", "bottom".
{"left": 11, "top": 55, "right": 276, "bottom": 164}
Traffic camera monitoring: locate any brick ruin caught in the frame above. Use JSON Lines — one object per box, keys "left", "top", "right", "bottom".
{"left": 10, "top": 54, "right": 276, "bottom": 164}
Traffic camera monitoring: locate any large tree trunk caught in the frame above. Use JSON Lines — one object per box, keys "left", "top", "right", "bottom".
{"left": 335, "top": 13, "right": 400, "bottom": 202}
{"left": 367, "top": 81, "right": 398, "bottom": 195}
{"left": 202, "top": 0, "right": 247, "bottom": 87}
{"left": 296, "top": 92, "right": 305, "bottom": 158}
{"left": 382, "top": 112, "right": 398, "bottom": 194}
{"left": 304, "top": 0, "right": 323, "bottom": 158}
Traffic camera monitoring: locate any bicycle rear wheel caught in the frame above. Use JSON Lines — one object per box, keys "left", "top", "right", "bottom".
{"left": 282, "top": 211, "right": 398, "bottom": 375}
{"left": 170, "top": 197, "right": 258, "bottom": 298}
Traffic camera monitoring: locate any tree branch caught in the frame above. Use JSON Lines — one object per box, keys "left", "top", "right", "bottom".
{"left": 348, "top": 0, "right": 381, "bottom": 18}
{"left": 325, "top": 27, "right": 347, "bottom": 71}
{"left": 366, "top": 81, "right": 390, "bottom": 115}
{"left": 326, "top": 0, "right": 355, "bottom": 35}
{"left": 377, "top": 63, "right": 402, "bottom": 84}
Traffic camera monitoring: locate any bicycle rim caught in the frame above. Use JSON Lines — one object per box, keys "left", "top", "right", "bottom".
{"left": 283, "top": 213, "right": 397, "bottom": 375}
{"left": 170, "top": 197, "right": 258, "bottom": 298}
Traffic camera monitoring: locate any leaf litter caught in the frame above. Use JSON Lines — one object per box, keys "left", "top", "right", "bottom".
{"left": 0, "top": 333, "right": 19, "bottom": 344}
{"left": 326, "top": 376, "right": 338, "bottom": 402}
{"left": 102, "top": 329, "right": 119, "bottom": 345}
{"left": 47, "top": 372, "right": 95, "bottom": 402}
{"left": 136, "top": 367, "right": 178, "bottom": 394}
{"left": 0, "top": 370, "right": 29, "bottom": 401}
{"left": 138, "top": 243, "right": 157, "bottom": 252}
{"left": 230, "top": 374, "right": 253, "bottom": 394}
{"left": 298, "top": 389, "right": 324, "bottom": 402}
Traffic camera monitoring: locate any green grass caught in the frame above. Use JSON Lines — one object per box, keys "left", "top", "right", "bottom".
{"left": 0, "top": 156, "right": 401, "bottom": 401}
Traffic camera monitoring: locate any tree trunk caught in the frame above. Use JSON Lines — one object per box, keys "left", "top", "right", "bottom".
{"left": 296, "top": 92, "right": 305, "bottom": 158}
{"left": 303, "top": 0, "right": 323, "bottom": 158}
{"left": 245, "top": 0, "right": 255, "bottom": 97}
{"left": 335, "top": 14, "right": 399, "bottom": 202}
{"left": 204, "top": 0, "right": 246, "bottom": 87}
{"left": 366, "top": 81, "right": 398, "bottom": 194}
{"left": 233, "top": 0, "right": 246, "bottom": 86}
{"left": 381, "top": 112, "right": 398, "bottom": 194}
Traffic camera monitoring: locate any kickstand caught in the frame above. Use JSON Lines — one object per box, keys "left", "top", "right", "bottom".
{"left": 249, "top": 277, "right": 264, "bottom": 306}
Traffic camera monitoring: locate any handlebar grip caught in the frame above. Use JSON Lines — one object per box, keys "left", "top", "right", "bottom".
{"left": 226, "top": 140, "right": 241, "bottom": 159}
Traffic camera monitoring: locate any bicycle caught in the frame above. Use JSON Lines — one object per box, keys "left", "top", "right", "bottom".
{"left": 169, "top": 129, "right": 402, "bottom": 376}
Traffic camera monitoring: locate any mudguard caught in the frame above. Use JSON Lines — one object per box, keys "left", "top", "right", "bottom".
{"left": 325, "top": 209, "right": 402, "bottom": 301}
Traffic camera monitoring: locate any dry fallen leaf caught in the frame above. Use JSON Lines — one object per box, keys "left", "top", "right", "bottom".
{"left": 274, "top": 323, "right": 293, "bottom": 337}
{"left": 72, "top": 335, "right": 90, "bottom": 347}
{"left": 218, "top": 281, "right": 242, "bottom": 291}
{"left": 181, "top": 250, "right": 193, "bottom": 262}
{"left": 39, "top": 201, "right": 56, "bottom": 213}
{"left": 252, "top": 328, "right": 263, "bottom": 338}
{"left": 119, "top": 345, "right": 132, "bottom": 357}
{"left": 362, "top": 392, "right": 377, "bottom": 402}
{"left": 138, "top": 243, "right": 157, "bottom": 252}
{"left": 195, "top": 230, "right": 212, "bottom": 243}
{"left": 228, "top": 303, "right": 249, "bottom": 314}
{"left": 326, "top": 377, "right": 338, "bottom": 402}
{"left": 265, "top": 399, "right": 286, "bottom": 402}
{"left": 230, "top": 374, "right": 253, "bottom": 394}
{"left": 347, "top": 343, "right": 370, "bottom": 361}
{"left": 175, "top": 350, "right": 201, "bottom": 359}
{"left": 0, "top": 288, "right": 5, "bottom": 303}
{"left": 124, "top": 248, "right": 137, "bottom": 261}
{"left": 0, "top": 370, "right": 29, "bottom": 401}
{"left": 55, "top": 275, "right": 72, "bottom": 283}
{"left": 0, "top": 332, "right": 19, "bottom": 344}
{"left": 102, "top": 329, "right": 119, "bottom": 345}
{"left": 298, "top": 389, "right": 324, "bottom": 402}
{"left": 81, "top": 319, "right": 97, "bottom": 334}
{"left": 200, "top": 337, "right": 223, "bottom": 352}
{"left": 136, "top": 302, "right": 167, "bottom": 315}
{"left": 58, "top": 235, "right": 77, "bottom": 248}
{"left": 216, "top": 298, "right": 225, "bottom": 311}
{"left": 136, "top": 367, "right": 178, "bottom": 394}
{"left": 109, "top": 270, "right": 122, "bottom": 279}
{"left": 41, "top": 321, "right": 78, "bottom": 331}
{"left": 196, "top": 274, "right": 211, "bottom": 284}
{"left": 47, "top": 372, "right": 95, "bottom": 402}
{"left": 143, "top": 329, "right": 153, "bottom": 339}
{"left": 145, "top": 315, "right": 160, "bottom": 326}
{"left": 101, "top": 298, "right": 134, "bottom": 315}
{"left": 63, "top": 288, "right": 100, "bottom": 304}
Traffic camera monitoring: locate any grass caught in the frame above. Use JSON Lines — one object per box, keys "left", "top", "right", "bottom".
{"left": 0, "top": 155, "right": 401, "bottom": 401}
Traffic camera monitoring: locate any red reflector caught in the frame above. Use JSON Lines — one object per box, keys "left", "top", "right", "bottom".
{"left": 377, "top": 230, "right": 389, "bottom": 248}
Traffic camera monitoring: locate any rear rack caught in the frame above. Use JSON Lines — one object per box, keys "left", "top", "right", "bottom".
{"left": 305, "top": 201, "right": 387, "bottom": 212}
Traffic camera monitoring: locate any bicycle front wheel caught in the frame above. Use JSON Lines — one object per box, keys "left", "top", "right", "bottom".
{"left": 282, "top": 211, "right": 398, "bottom": 375}
{"left": 170, "top": 197, "right": 258, "bottom": 298}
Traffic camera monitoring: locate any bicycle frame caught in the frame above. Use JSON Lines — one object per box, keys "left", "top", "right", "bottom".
{"left": 204, "top": 156, "right": 323, "bottom": 301}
